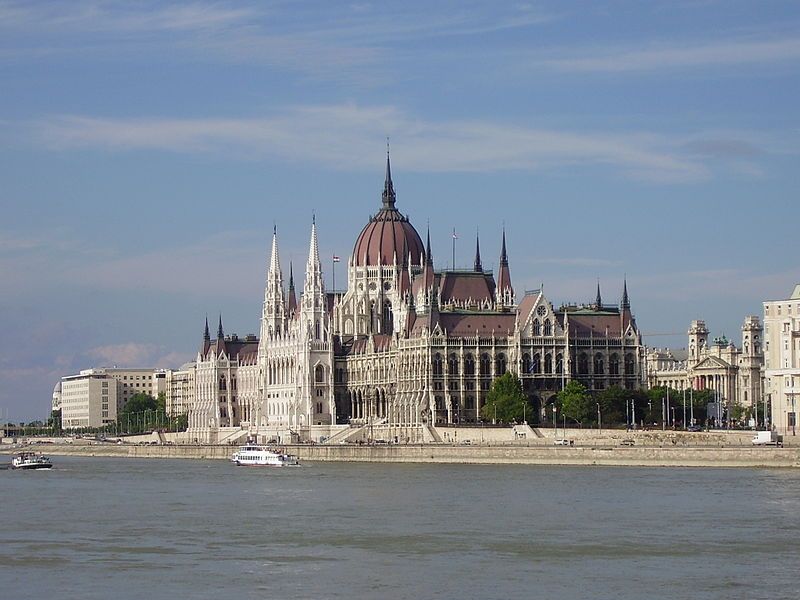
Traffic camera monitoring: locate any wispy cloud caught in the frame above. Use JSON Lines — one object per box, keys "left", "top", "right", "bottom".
{"left": 29, "top": 104, "right": 714, "bottom": 182}
{"left": 86, "top": 342, "right": 191, "bottom": 368}
{"left": 536, "top": 36, "right": 800, "bottom": 73}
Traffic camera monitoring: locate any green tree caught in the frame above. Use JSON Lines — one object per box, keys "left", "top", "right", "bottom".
{"left": 480, "top": 372, "right": 529, "bottom": 423}
{"left": 557, "top": 381, "right": 593, "bottom": 425}
{"left": 121, "top": 392, "right": 157, "bottom": 415}
{"left": 118, "top": 393, "right": 158, "bottom": 433}
{"left": 48, "top": 409, "right": 62, "bottom": 433}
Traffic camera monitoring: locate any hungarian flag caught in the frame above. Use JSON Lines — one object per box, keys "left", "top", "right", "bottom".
{"left": 332, "top": 255, "right": 340, "bottom": 263}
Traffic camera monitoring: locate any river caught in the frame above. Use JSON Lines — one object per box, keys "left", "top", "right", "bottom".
{"left": 2, "top": 457, "right": 798, "bottom": 599}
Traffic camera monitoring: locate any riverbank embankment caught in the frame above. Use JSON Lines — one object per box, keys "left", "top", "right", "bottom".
{"left": 4, "top": 440, "right": 799, "bottom": 467}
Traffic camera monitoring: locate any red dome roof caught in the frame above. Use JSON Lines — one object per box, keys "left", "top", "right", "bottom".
{"left": 352, "top": 153, "right": 425, "bottom": 267}
{"left": 353, "top": 208, "right": 424, "bottom": 267}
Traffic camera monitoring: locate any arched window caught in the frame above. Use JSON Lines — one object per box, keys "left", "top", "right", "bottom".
{"left": 448, "top": 353, "right": 459, "bottom": 376}
{"left": 545, "top": 353, "right": 553, "bottom": 374}
{"left": 219, "top": 375, "right": 227, "bottom": 391}
{"left": 344, "top": 319, "right": 353, "bottom": 335}
{"left": 533, "top": 353, "right": 541, "bottom": 374}
{"left": 480, "top": 353, "right": 491, "bottom": 376}
{"left": 625, "top": 353, "right": 635, "bottom": 376}
{"left": 532, "top": 319, "right": 541, "bottom": 336}
{"left": 522, "top": 353, "right": 531, "bottom": 374}
{"left": 544, "top": 319, "right": 552, "bottom": 336}
{"left": 496, "top": 353, "right": 507, "bottom": 376}
{"left": 315, "top": 364, "right": 325, "bottom": 383}
{"left": 464, "top": 354, "right": 475, "bottom": 376}
{"left": 383, "top": 300, "right": 393, "bottom": 334}
{"left": 609, "top": 353, "right": 620, "bottom": 376}
{"left": 432, "top": 353, "right": 443, "bottom": 376}
{"left": 315, "top": 320, "right": 320, "bottom": 339}
{"left": 555, "top": 353, "right": 563, "bottom": 374}
{"left": 578, "top": 353, "right": 589, "bottom": 375}
{"left": 594, "top": 353, "right": 604, "bottom": 375}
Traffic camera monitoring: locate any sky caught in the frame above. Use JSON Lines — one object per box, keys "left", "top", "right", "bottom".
{"left": 1, "top": 0, "right": 799, "bottom": 421}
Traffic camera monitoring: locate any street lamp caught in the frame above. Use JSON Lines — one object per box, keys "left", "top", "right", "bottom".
{"left": 553, "top": 403, "right": 557, "bottom": 439}
{"left": 596, "top": 402, "right": 601, "bottom": 434}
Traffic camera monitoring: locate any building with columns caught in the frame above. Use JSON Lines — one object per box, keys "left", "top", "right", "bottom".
{"left": 646, "top": 317, "right": 765, "bottom": 424}
{"left": 763, "top": 285, "right": 800, "bottom": 437}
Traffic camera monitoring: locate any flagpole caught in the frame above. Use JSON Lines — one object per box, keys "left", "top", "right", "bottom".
{"left": 452, "top": 227, "right": 456, "bottom": 269}
{"left": 332, "top": 255, "right": 335, "bottom": 294}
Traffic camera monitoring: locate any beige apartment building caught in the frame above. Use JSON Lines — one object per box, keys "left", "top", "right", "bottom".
{"left": 764, "top": 284, "right": 800, "bottom": 437}
{"left": 56, "top": 367, "right": 168, "bottom": 429}
{"left": 60, "top": 369, "right": 119, "bottom": 429}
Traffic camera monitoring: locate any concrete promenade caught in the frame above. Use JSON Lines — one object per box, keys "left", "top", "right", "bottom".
{"left": 4, "top": 437, "right": 799, "bottom": 468}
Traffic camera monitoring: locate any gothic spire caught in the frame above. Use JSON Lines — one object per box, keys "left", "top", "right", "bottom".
{"left": 382, "top": 141, "right": 396, "bottom": 210}
{"left": 595, "top": 280, "right": 602, "bottom": 308}
{"left": 425, "top": 224, "right": 433, "bottom": 266}
{"left": 621, "top": 277, "right": 630, "bottom": 310}
{"left": 287, "top": 261, "right": 297, "bottom": 316}
{"left": 217, "top": 314, "right": 224, "bottom": 339}
{"left": 497, "top": 227, "right": 513, "bottom": 301}
{"left": 203, "top": 315, "right": 210, "bottom": 342}
{"left": 474, "top": 230, "right": 483, "bottom": 272}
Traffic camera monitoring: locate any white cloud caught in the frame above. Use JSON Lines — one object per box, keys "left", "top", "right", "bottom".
{"left": 31, "top": 104, "right": 711, "bottom": 182}
{"left": 86, "top": 343, "right": 192, "bottom": 368}
{"left": 536, "top": 36, "right": 800, "bottom": 73}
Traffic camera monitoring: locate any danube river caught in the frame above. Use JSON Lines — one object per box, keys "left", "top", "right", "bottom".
{"left": 2, "top": 457, "right": 798, "bottom": 600}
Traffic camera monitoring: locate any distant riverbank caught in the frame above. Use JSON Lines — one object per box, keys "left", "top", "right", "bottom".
{"left": 3, "top": 441, "right": 798, "bottom": 468}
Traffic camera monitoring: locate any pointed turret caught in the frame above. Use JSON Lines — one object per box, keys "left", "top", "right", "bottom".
{"left": 382, "top": 143, "right": 396, "bottom": 209}
{"left": 200, "top": 315, "right": 211, "bottom": 356}
{"left": 423, "top": 224, "right": 435, "bottom": 290}
{"left": 302, "top": 217, "right": 328, "bottom": 341}
{"left": 261, "top": 226, "right": 286, "bottom": 337}
{"left": 621, "top": 277, "right": 630, "bottom": 310}
{"left": 203, "top": 316, "right": 210, "bottom": 342}
{"left": 496, "top": 228, "right": 513, "bottom": 304}
{"left": 595, "top": 280, "right": 602, "bottom": 309}
{"left": 217, "top": 314, "right": 224, "bottom": 339}
{"left": 287, "top": 261, "right": 297, "bottom": 317}
{"left": 474, "top": 231, "right": 483, "bottom": 272}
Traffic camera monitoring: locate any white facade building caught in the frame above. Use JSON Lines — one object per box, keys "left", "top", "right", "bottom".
{"left": 60, "top": 369, "right": 119, "bottom": 429}
{"left": 763, "top": 284, "right": 800, "bottom": 437}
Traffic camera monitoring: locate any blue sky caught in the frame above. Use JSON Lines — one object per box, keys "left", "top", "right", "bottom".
{"left": 1, "top": 1, "right": 799, "bottom": 421}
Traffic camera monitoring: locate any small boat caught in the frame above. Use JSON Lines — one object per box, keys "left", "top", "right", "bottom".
{"left": 231, "top": 445, "right": 300, "bottom": 467}
{"left": 11, "top": 451, "right": 53, "bottom": 470}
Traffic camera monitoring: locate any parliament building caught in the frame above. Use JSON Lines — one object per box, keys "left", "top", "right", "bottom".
{"left": 185, "top": 154, "right": 645, "bottom": 443}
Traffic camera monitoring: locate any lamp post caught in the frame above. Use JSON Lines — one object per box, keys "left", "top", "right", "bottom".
{"left": 553, "top": 403, "right": 557, "bottom": 439}
{"left": 596, "top": 402, "right": 601, "bottom": 434}
{"left": 682, "top": 387, "right": 686, "bottom": 430}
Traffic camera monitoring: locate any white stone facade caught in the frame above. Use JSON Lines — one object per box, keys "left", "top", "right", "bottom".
{"left": 763, "top": 284, "right": 800, "bottom": 437}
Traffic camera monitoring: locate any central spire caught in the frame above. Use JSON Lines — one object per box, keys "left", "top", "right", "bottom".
{"left": 382, "top": 140, "right": 396, "bottom": 209}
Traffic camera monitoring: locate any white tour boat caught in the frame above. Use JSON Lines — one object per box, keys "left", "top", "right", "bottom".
{"left": 231, "top": 445, "right": 300, "bottom": 467}
{"left": 11, "top": 451, "right": 53, "bottom": 470}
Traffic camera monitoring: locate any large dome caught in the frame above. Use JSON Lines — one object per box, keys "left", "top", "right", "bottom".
{"left": 352, "top": 155, "right": 425, "bottom": 267}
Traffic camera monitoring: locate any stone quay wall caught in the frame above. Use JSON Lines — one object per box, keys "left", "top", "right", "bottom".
{"left": 4, "top": 440, "right": 799, "bottom": 468}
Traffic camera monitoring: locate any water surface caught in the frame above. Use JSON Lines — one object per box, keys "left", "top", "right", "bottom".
{"left": 2, "top": 457, "right": 798, "bottom": 599}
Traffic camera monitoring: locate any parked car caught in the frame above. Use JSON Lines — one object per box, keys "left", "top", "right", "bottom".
{"left": 619, "top": 439, "right": 636, "bottom": 446}
{"left": 687, "top": 425, "right": 702, "bottom": 432}
{"left": 554, "top": 439, "right": 574, "bottom": 446}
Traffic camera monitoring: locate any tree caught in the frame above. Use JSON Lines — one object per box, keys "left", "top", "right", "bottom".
{"left": 557, "top": 381, "right": 593, "bottom": 425}
{"left": 480, "top": 372, "right": 529, "bottom": 423}
{"left": 48, "top": 409, "right": 62, "bottom": 433}
{"left": 120, "top": 393, "right": 157, "bottom": 415}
